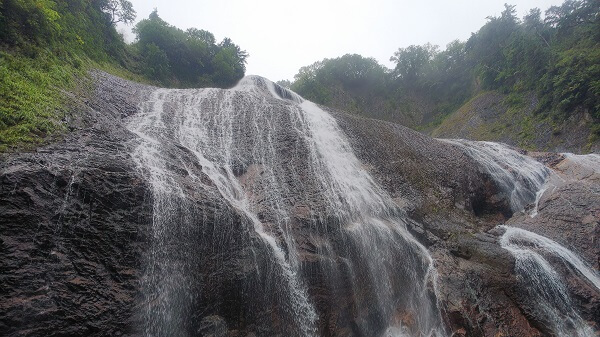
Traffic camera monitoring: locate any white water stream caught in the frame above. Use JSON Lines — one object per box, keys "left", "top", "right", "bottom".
{"left": 441, "top": 139, "right": 550, "bottom": 213}
{"left": 500, "top": 226, "right": 599, "bottom": 336}
{"left": 444, "top": 139, "right": 599, "bottom": 335}
{"left": 127, "top": 76, "right": 446, "bottom": 336}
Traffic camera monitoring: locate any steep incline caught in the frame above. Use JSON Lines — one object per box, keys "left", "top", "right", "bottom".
{"left": 0, "top": 71, "right": 598, "bottom": 337}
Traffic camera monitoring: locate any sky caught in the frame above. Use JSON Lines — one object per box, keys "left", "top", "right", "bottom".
{"left": 118, "top": 0, "right": 567, "bottom": 82}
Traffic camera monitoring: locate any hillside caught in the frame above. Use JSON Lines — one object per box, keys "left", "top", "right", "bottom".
{"left": 1, "top": 2, "right": 598, "bottom": 336}
{"left": 0, "top": 0, "right": 247, "bottom": 151}
{"left": 1, "top": 70, "right": 599, "bottom": 336}
{"left": 286, "top": 0, "right": 600, "bottom": 153}
{"left": 432, "top": 90, "right": 599, "bottom": 152}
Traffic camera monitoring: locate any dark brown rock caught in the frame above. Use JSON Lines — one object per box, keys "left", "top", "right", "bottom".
{"left": 1, "top": 71, "right": 598, "bottom": 336}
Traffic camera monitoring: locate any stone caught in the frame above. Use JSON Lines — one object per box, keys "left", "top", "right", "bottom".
{"left": 1, "top": 71, "right": 598, "bottom": 336}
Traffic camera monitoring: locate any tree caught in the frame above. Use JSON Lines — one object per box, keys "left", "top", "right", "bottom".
{"left": 219, "top": 37, "right": 249, "bottom": 73}
{"left": 524, "top": 8, "right": 543, "bottom": 31}
{"left": 0, "top": 0, "right": 62, "bottom": 47}
{"left": 187, "top": 28, "right": 216, "bottom": 45}
{"left": 133, "top": 9, "right": 247, "bottom": 88}
{"left": 545, "top": 0, "right": 599, "bottom": 41}
{"left": 390, "top": 43, "right": 438, "bottom": 83}
{"left": 291, "top": 60, "right": 330, "bottom": 103}
{"left": 276, "top": 79, "right": 292, "bottom": 88}
{"left": 142, "top": 42, "right": 170, "bottom": 81}
{"left": 101, "top": 0, "right": 136, "bottom": 25}
{"left": 465, "top": 4, "right": 521, "bottom": 89}
{"left": 523, "top": 8, "right": 552, "bottom": 47}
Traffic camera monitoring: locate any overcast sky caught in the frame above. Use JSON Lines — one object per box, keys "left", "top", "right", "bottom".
{"left": 118, "top": 0, "right": 566, "bottom": 82}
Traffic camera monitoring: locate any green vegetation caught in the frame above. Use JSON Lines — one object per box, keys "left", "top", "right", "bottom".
{"left": 1, "top": 0, "right": 597, "bottom": 151}
{"left": 0, "top": 0, "right": 120, "bottom": 151}
{"left": 290, "top": 54, "right": 390, "bottom": 113}
{"left": 0, "top": 0, "right": 247, "bottom": 151}
{"left": 0, "top": 50, "right": 76, "bottom": 151}
{"left": 289, "top": 0, "right": 599, "bottom": 145}
{"left": 134, "top": 9, "right": 247, "bottom": 87}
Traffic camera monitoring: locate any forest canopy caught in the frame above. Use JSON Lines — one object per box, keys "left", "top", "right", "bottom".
{"left": 133, "top": 9, "right": 248, "bottom": 88}
{"left": 1, "top": 0, "right": 598, "bottom": 151}
{"left": 0, "top": 0, "right": 247, "bottom": 87}
{"left": 287, "top": 0, "right": 599, "bottom": 133}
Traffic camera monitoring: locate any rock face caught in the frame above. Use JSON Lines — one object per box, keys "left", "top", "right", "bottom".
{"left": 1, "top": 71, "right": 598, "bottom": 336}
{"left": 0, "top": 72, "right": 152, "bottom": 336}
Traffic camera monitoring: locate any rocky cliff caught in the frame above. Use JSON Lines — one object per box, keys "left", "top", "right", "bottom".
{"left": 1, "top": 71, "right": 598, "bottom": 336}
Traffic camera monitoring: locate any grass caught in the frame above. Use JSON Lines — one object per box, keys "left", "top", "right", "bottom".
{"left": 0, "top": 48, "right": 150, "bottom": 152}
{"left": 95, "top": 59, "right": 155, "bottom": 86}
{"left": 430, "top": 92, "right": 488, "bottom": 137}
{"left": 0, "top": 50, "right": 80, "bottom": 151}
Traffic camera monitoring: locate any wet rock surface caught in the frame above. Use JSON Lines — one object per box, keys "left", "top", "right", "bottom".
{"left": 1, "top": 72, "right": 598, "bottom": 336}
{"left": 0, "top": 71, "right": 152, "bottom": 336}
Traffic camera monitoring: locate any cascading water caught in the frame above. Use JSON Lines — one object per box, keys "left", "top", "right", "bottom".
{"left": 127, "top": 76, "right": 446, "bottom": 336}
{"left": 441, "top": 139, "right": 550, "bottom": 213}
{"left": 293, "top": 98, "right": 445, "bottom": 337}
{"left": 128, "top": 89, "right": 196, "bottom": 336}
{"left": 129, "top": 86, "right": 318, "bottom": 336}
{"left": 529, "top": 152, "right": 600, "bottom": 217}
{"left": 499, "top": 226, "right": 600, "bottom": 336}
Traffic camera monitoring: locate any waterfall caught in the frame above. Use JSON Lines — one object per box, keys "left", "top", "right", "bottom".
{"left": 441, "top": 139, "right": 549, "bottom": 213}
{"left": 293, "top": 99, "right": 445, "bottom": 337}
{"left": 499, "top": 226, "right": 599, "bottom": 336}
{"left": 128, "top": 89, "right": 196, "bottom": 336}
{"left": 560, "top": 153, "right": 600, "bottom": 178}
{"left": 126, "top": 76, "right": 446, "bottom": 336}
